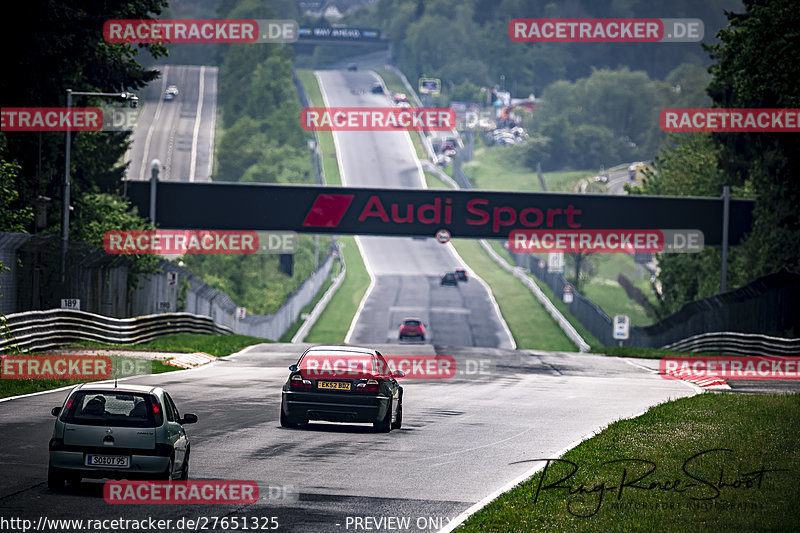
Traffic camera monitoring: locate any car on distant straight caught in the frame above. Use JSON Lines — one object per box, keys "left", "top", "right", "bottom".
{"left": 48, "top": 383, "right": 197, "bottom": 490}
{"left": 370, "top": 82, "right": 384, "bottom": 94}
{"left": 399, "top": 317, "right": 426, "bottom": 341}
{"left": 454, "top": 268, "right": 468, "bottom": 282}
{"left": 164, "top": 85, "right": 179, "bottom": 100}
{"left": 441, "top": 271, "right": 458, "bottom": 286}
{"left": 280, "top": 345, "right": 404, "bottom": 432}
{"left": 347, "top": 63, "right": 358, "bottom": 71}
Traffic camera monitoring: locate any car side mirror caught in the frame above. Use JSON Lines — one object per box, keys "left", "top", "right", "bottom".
{"left": 51, "top": 407, "right": 62, "bottom": 417}
{"left": 181, "top": 413, "right": 198, "bottom": 424}
{"left": 289, "top": 364, "right": 297, "bottom": 371}
{"left": 391, "top": 370, "right": 406, "bottom": 378}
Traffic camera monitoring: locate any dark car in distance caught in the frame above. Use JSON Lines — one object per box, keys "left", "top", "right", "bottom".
{"left": 399, "top": 318, "right": 426, "bottom": 341}
{"left": 280, "top": 345, "right": 404, "bottom": 432}
{"left": 441, "top": 272, "right": 458, "bottom": 286}
{"left": 455, "top": 268, "right": 468, "bottom": 282}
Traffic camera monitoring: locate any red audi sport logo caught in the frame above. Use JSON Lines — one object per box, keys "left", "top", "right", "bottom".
{"left": 301, "top": 193, "right": 583, "bottom": 233}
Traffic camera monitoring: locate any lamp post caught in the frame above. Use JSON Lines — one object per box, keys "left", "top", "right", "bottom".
{"left": 61, "top": 89, "right": 137, "bottom": 282}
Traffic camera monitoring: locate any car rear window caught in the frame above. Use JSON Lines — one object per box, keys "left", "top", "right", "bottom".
{"left": 61, "top": 391, "right": 161, "bottom": 428}
{"left": 404, "top": 320, "right": 421, "bottom": 326}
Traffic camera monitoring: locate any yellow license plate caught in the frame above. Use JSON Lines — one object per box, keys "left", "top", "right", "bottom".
{"left": 318, "top": 381, "right": 351, "bottom": 390}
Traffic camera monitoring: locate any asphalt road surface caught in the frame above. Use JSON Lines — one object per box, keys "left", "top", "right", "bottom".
{"left": 315, "top": 70, "right": 514, "bottom": 349}
{"left": 0, "top": 343, "right": 695, "bottom": 532}
{"left": 125, "top": 64, "right": 217, "bottom": 183}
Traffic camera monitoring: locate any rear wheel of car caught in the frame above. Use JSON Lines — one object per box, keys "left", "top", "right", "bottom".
{"left": 280, "top": 406, "right": 306, "bottom": 428}
{"left": 179, "top": 449, "right": 190, "bottom": 480}
{"left": 160, "top": 456, "right": 174, "bottom": 481}
{"left": 374, "top": 401, "right": 392, "bottom": 433}
{"left": 391, "top": 400, "right": 403, "bottom": 430}
{"left": 47, "top": 464, "right": 65, "bottom": 491}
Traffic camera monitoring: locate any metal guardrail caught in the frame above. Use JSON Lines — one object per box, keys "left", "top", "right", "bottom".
{"left": 480, "top": 241, "right": 591, "bottom": 352}
{"left": 662, "top": 331, "right": 800, "bottom": 357}
{"left": 291, "top": 257, "right": 346, "bottom": 343}
{"left": 1, "top": 309, "right": 232, "bottom": 354}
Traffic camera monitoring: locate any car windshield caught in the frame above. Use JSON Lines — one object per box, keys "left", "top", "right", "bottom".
{"left": 62, "top": 391, "right": 159, "bottom": 428}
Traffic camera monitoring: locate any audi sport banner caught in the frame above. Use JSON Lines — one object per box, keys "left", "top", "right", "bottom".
{"left": 124, "top": 181, "right": 754, "bottom": 246}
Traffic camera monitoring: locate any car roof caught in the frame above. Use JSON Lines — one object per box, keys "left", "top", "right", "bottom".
{"left": 74, "top": 383, "right": 160, "bottom": 394}
{"left": 303, "top": 344, "right": 378, "bottom": 356}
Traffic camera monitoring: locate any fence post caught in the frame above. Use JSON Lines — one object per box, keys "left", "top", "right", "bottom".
{"left": 720, "top": 185, "right": 730, "bottom": 293}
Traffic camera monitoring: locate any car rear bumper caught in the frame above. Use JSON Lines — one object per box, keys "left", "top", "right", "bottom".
{"left": 49, "top": 451, "right": 170, "bottom": 478}
{"left": 282, "top": 390, "right": 390, "bottom": 423}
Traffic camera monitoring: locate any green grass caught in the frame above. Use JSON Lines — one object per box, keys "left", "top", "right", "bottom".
{"left": 69, "top": 332, "right": 268, "bottom": 358}
{"left": 484, "top": 240, "right": 602, "bottom": 349}
{"left": 450, "top": 238, "right": 577, "bottom": 351}
{"left": 0, "top": 333, "right": 269, "bottom": 399}
{"left": 458, "top": 393, "right": 800, "bottom": 532}
{"left": 425, "top": 171, "right": 450, "bottom": 189}
{"left": 376, "top": 69, "right": 410, "bottom": 99}
{"left": 279, "top": 260, "right": 341, "bottom": 342}
{"left": 297, "top": 69, "right": 341, "bottom": 185}
{"left": 0, "top": 356, "right": 179, "bottom": 399}
{"left": 462, "top": 144, "right": 594, "bottom": 192}
{"left": 463, "top": 142, "right": 659, "bottom": 331}
{"left": 305, "top": 236, "right": 370, "bottom": 343}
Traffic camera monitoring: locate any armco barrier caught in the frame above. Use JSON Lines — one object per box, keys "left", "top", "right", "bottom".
{"left": 0, "top": 309, "right": 232, "bottom": 354}
{"left": 663, "top": 331, "right": 800, "bottom": 357}
{"left": 480, "top": 241, "right": 590, "bottom": 352}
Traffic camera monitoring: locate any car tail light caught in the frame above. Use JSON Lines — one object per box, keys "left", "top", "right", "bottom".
{"left": 290, "top": 375, "right": 312, "bottom": 389}
{"left": 356, "top": 379, "right": 380, "bottom": 392}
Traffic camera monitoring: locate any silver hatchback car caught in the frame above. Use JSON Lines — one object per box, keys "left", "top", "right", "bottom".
{"left": 48, "top": 383, "right": 198, "bottom": 490}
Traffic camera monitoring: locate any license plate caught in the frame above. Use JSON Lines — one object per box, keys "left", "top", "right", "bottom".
{"left": 318, "top": 381, "right": 351, "bottom": 391}
{"left": 85, "top": 455, "right": 130, "bottom": 468}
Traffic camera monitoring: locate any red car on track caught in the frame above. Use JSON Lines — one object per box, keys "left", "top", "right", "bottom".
{"left": 399, "top": 318, "right": 426, "bottom": 341}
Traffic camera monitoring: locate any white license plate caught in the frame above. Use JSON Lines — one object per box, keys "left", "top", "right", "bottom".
{"left": 85, "top": 455, "right": 130, "bottom": 468}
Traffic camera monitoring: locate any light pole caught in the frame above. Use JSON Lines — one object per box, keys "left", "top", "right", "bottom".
{"left": 61, "top": 89, "right": 137, "bottom": 282}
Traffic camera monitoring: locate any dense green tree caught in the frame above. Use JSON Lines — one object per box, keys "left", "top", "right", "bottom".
{"left": 705, "top": 0, "right": 800, "bottom": 276}
{"left": 1, "top": 0, "right": 168, "bottom": 234}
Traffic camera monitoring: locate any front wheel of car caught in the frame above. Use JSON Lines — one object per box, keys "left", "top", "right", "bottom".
{"left": 374, "top": 401, "right": 392, "bottom": 433}
{"left": 391, "top": 400, "right": 403, "bottom": 430}
{"left": 47, "top": 464, "right": 66, "bottom": 491}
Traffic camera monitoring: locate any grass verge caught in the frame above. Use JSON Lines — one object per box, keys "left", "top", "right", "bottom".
{"left": 1, "top": 333, "right": 268, "bottom": 399}
{"left": 279, "top": 260, "right": 342, "bottom": 342}
{"left": 297, "top": 69, "right": 341, "bottom": 185}
{"left": 483, "top": 240, "right": 602, "bottom": 349}
{"left": 462, "top": 143, "right": 594, "bottom": 193}
{"left": 305, "top": 236, "right": 370, "bottom": 343}
{"left": 69, "top": 332, "right": 268, "bottom": 357}
{"left": 450, "top": 238, "right": 576, "bottom": 351}
{"left": 458, "top": 392, "right": 800, "bottom": 532}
